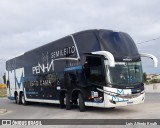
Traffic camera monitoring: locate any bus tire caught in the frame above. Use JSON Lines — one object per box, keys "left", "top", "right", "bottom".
{"left": 59, "top": 93, "right": 65, "bottom": 108}
{"left": 15, "top": 93, "right": 18, "bottom": 104}
{"left": 21, "top": 93, "right": 29, "bottom": 105}
{"left": 78, "top": 93, "right": 85, "bottom": 112}
{"left": 65, "top": 92, "right": 71, "bottom": 110}
{"left": 19, "top": 93, "right": 23, "bottom": 105}
{"left": 16, "top": 93, "right": 21, "bottom": 105}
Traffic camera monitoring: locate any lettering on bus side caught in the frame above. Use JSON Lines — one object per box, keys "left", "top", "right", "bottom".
{"left": 32, "top": 45, "right": 76, "bottom": 75}
{"left": 32, "top": 60, "right": 54, "bottom": 74}
{"left": 51, "top": 46, "right": 76, "bottom": 59}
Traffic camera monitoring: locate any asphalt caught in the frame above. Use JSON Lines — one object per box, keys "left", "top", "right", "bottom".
{"left": 0, "top": 93, "right": 160, "bottom": 128}
{"left": 0, "top": 109, "right": 7, "bottom": 114}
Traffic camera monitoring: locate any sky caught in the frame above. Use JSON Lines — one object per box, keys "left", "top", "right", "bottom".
{"left": 0, "top": 0, "right": 160, "bottom": 80}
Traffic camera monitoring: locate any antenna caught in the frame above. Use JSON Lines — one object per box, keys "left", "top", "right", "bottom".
{"left": 137, "top": 36, "right": 160, "bottom": 45}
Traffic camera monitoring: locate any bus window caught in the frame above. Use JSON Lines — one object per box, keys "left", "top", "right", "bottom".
{"left": 84, "top": 56, "right": 104, "bottom": 85}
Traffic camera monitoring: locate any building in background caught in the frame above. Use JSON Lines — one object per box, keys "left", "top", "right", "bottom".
{"left": 146, "top": 74, "right": 160, "bottom": 83}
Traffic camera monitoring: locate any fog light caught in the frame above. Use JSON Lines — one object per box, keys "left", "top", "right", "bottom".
{"left": 109, "top": 100, "right": 116, "bottom": 104}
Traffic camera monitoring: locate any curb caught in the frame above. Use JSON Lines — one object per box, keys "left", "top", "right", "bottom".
{"left": 0, "top": 97, "right": 7, "bottom": 99}
{"left": 0, "top": 109, "right": 7, "bottom": 114}
{"left": 146, "top": 92, "right": 160, "bottom": 93}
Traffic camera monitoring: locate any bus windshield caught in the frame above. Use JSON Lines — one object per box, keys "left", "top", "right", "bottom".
{"left": 105, "top": 61, "right": 143, "bottom": 85}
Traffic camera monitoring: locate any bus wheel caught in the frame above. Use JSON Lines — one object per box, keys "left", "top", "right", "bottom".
{"left": 59, "top": 93, "right": 65, "bottom": 108}
{"left": 21, "top": 93, "right": 28, "bottom": 105}
{"left": 19, "top": 93, "right": 23, "bottom": 105}
{"left": 16, "top": 93, "right": 21, "bottom": 105}
{"left": 15, "top": 94, "right": 18, "bottom": 104}
{"left": 65, "top": 92, "right": 71, "bottom": 110}
{"left": 78, "top": 93, "right": 85, "bottom": 112}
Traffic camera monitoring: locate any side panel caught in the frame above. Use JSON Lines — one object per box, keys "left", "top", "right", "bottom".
{"left": 22, "top": 36, "right": 81, "bottom": 102}
{"left": 24, "top": 60, "right": 67, "bottom": 101}
{"left": 15, "top": 68, "right": 24, "bottom": 92}
{"left": 6, "top": 68, "right": 24, "bottom": 100}
{"left": 6, "top": 70, "right": 15, "bottom": 100}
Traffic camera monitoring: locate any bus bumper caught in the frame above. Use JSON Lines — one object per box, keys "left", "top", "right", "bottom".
{"left": 103, "top": 87, "right": 145, "bottom": 108}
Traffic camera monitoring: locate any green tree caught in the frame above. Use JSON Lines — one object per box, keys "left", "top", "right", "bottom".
{"left": 3, "top": 73, "right": 6, "bottom": 84}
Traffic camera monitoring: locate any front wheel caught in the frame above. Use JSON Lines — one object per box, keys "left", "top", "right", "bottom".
{"left": 59, "top": 93, "right": 65, "bottom": 108}
{"left": 78, "top": 93, "right": 85, "bottom": 112}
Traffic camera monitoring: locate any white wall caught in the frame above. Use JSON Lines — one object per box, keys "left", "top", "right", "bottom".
{"left": 145, "top": 83, "right": 160, "bottom": 93}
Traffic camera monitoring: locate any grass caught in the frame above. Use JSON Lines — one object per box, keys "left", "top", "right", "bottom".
{"left": 0, "top": 88, "right": 7, "bottom": 97}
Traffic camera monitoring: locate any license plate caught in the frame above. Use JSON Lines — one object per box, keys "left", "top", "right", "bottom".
{"left": 127, "top": 102, "right": 133, "bottom": 104}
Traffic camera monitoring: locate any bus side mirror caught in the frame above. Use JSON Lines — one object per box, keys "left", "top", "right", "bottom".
{"left": 140, "top": 53, "right": 158, "bottom": 68}
{"left": 91, "top": 51, "right": 115, "bottom": 67}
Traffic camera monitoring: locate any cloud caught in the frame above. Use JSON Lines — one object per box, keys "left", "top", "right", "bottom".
{"left": 0, "top": 0, "right": 160, "bottom": 77}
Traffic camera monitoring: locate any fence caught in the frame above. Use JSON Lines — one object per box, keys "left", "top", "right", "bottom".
{"left": 145, "top": 83, "right": 160, "bottom": 93}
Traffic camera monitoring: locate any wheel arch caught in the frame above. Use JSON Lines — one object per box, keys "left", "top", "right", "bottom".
{"left": 59, "top": 90, "right": 66, "bottom": 98}
{"left": 71, "top": 89, "right": 86, "bottom": 101}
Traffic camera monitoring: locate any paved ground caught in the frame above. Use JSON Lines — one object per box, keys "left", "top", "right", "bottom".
{"left": 0, "top": 93, "right": 160, "bottom": 128}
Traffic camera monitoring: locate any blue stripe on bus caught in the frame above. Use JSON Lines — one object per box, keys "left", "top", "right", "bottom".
{"left": 25, "top": 98, "right": 59, "bottom": 101}
{"left": 64, "top": 65, "right": 82, "bottom": 71}
{"left": 26, "top": 92, "right": 39, "bottom": 95}
{"left": 8, "top": 96, "right": 15, "bottom": 100}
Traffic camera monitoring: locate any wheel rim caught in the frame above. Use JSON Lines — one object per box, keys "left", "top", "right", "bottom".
{"left": 16, "top": 95, "right": 19, "bottom": 103}
{"left": 22, "top": 95, "right": 25, "bottom": 104}
{"left": 64, "top": 97, "right": 66, "bottom": 105}
{"left": 77, "top": 98, "right": 79, "bottom": 106}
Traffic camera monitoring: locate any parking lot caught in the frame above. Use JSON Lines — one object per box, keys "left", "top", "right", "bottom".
{"left": 0, "top": 85, "right": 160, "bottom": 127}
{"left": 0, "top": 93, "right": 160, "bottom": 119}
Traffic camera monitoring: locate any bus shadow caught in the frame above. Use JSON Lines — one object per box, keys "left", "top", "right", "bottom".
{"left": 85, "top": 106, "right": 140, "bottom": 114}
{"left": 8, "top": 100, "right": 140, "bottom": 114}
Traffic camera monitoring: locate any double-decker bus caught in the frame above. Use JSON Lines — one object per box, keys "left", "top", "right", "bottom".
{"left": 6, "top": 29, "right": 158, "bottom": 111}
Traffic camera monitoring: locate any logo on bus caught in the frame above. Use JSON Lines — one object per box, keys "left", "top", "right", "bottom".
{"left": 32, "top": 46, "right": 76, "bottom": 74}
{"left": 112, "top": 89, "right": 128, "bottom": 102}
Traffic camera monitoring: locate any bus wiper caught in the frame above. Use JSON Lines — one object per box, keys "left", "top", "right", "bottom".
{"left": 107, "top": 83, "right": 129, "bottom": 86}
{"left": 131, "top": 82, "right": 143, "bottom": 85}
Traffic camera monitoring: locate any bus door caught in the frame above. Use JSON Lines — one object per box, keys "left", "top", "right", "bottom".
{"left": 83, "top": 56, "right": 105, "bottom": 103}
{"left": 83, "top": 56, "right": 105, "bottom": 86}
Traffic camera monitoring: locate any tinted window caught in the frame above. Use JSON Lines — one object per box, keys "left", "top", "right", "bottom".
{"left": 84, "top": 56, "right": 104, "bottom": 85}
